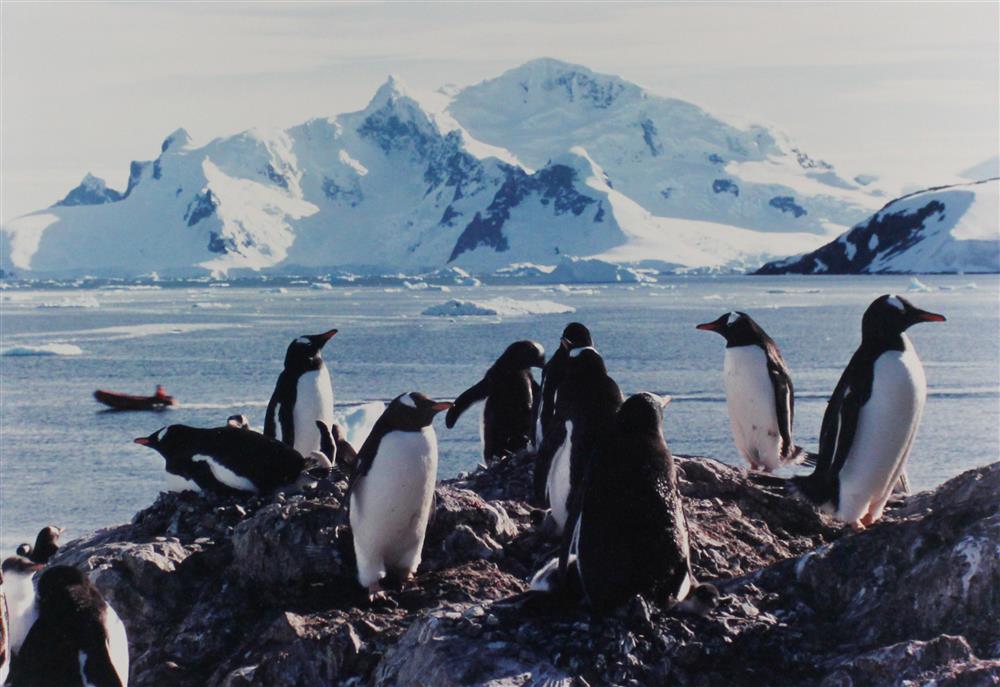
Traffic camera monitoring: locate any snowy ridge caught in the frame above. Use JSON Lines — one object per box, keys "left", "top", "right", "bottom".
{"left": 757, "top": 179, "right": 1000, "bottom": 275}
{"left": 3, "top": 58, "right": 899, "bottom": 278}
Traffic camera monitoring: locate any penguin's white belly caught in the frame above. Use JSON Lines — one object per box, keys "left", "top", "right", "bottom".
{"left": 350, "top": 429, "right": 438, "bottom": 584}
{"left": 837, "top": 343, "right": 926, "bottom": 523}
{"left": 165, "top": 472, "right": 202, "bottom": 494}
{"left": 192, "top": 454, "right": 258, "bottom": 493}
{"left": 546, "top": 421, "right": 574, "bottom": 532}
{"left": 293, "top": 369, "right": 335, "bottom": 457}
{"left": 5, "top": 571, "right": 37, "bottom": 655}
{"left": 724, "top": 346, "right": 783, "bottom": 471}
{"left": 103, "top": 604, "right": 130, "bottom": 686}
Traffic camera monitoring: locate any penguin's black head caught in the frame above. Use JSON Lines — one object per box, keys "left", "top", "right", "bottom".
{"left": 134, "top": 425, "right": 184, "bottom": 457}
{"left": 385, "top": 392, "right": 452, "bottom": 431}
{"left": 226, "top": 414, "right": 251, "bottom": 430}
{"left": 496, "top": 340, "right": 546, "bottom": 371}
{"left": 617, "top": 392, "right": 672, "bottom": 435}
{"left": 283, "top": 328, "right": 338, "bottom": 371}
{"left": 560, "top": 322, "right": 593, "bottom": 351}
{"left": 696, "top": 311, "right": 768, "bottom": 347}
{"left": 18, "top": 526, "right": 64, "bottom": 563}
{"left": 567, "top": 346, "right": 607, "bottom": 376}
{"left": 863, "top": 294, "right": 945, "bottom": 340}
{"left": 36, "top": 565, "right": 89, "bottom": 603}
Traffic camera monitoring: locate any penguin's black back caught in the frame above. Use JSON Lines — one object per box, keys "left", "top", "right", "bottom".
{"left": 577, "top": 395, "right": 689, "bottom": 614}
{"left": 156, "top": 425, "right": 306, "bottom": 493}
{"left": 7, "top": 566, "right": 123, "bottom": 687}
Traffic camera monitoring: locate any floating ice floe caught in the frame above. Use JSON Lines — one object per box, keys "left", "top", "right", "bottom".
{"left": 36, "top": 297, "right": 101, "bottom": 309}
{"left": 907, "top": 277, "right": 935, "bottom": 293}
{"left": 334, "top": 401, "right": 386, "bottom": 449}
{"left": 310, "top": 282, "right": 334, "bottom": 290}
{"left": 191, "top": 302, "right": 232, "bottom": 309}
{"left": 2, "top": 343, "right": 84, "bottom": 356}
{"left": 422, "top": 298, "right": 574, "bottom": 317}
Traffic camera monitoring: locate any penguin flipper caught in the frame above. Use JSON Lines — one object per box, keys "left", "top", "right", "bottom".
{"left": 263, "top": 378, "right": 281, "bottom": 438}
{"left": 532, "top": 417, "right": 567, "bottom": 506}
{"left": 445, "top": 378, "right": 490, "bottom": 429}
{"left": 765, "top": 344, "right": 796, "bottom": 461}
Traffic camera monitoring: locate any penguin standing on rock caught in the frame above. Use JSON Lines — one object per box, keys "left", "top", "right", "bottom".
{"left": 347, "top": 392, "right": 451, "bottom": 600}
{"left": 1, "top": 566, "right": 9, "bottom": 685}
{"left": 697, "top": 312, "right": 806, "bottom": 472}
{"left": 264, "top": 328, "right": 338, "bottom": 457}
{"left": 134, "top": 423, "right": 332, "bottom": 495}
{"left": 539, "top": 347, "right": 623, "bottom": 534}
{"left": 534, "top": 323, "right": 593, "bottom": 448}
{"left": 15, "top": 527, "right": 64, "bottom": 564}
{"left": 445, "top": 340, "right": 545, "bottom": 465}
{"left": 6, "top": 565, "right": 129, "bottom": 687}
{"left": 792, "top": 295, "right": 945, "bottom": 529}
{"left": 539, "top": 392, "right": 717, "bottom": 615}
{"left": 1, "top": 557, "right": 43, "bottom": 662}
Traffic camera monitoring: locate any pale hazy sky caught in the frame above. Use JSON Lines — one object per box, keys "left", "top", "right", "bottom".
{"left": 2, "top": 2, "right": 998, "bottom": 222}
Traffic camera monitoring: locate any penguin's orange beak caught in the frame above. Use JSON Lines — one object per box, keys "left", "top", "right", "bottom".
{"left": 134, "top": 437, "right": 151, "bottom": 446}
{"left": 696, "top": 321, "right": 720, "bottom": 331}
{"left": 431, "top": 401, "right": 452, "bottom": 413}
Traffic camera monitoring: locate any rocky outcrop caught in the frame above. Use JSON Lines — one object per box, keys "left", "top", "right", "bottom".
{"left": 49, "top": 455, "right": 999, "bottom": 686}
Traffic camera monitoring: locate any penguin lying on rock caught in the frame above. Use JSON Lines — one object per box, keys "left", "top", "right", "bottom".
{"left": 15, "top": 527, "right": 63, "bottom": 565}
{"left": 793, "top": 294, "right": 944, "bottom": 529}
{"left": 134, "top": 421, "right": 333, "bottom": 495}
{"left": 529, "top": 393, "right": 718, "bottom": 616}
{"left": 445, "top": 340, "right": 544, "bottom": 466}
{"left": 346, "top": 392, "right": 451, "bottom": 600}
{"left": 697, "top": 311, "right": 809, "bottom": 472}
{"left": 5, "top": 564, "right": 129, "bottom": 687}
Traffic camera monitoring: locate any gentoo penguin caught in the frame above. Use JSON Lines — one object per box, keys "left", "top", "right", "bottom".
{"left": 264, "top": 328, "right": 338, "bottom": 457}
{"left": 571, "top": 393, "right": 717, "bottom": 614}
{"left": 134, "top": 423, "right": 332, "bottom": 495}
{"left": 792, "top": 294, "right": 945, "bottom": 529}
{"left": 15, "top": 527, "right": 64, "bottom": 564}
{"left": 226, "top": 414, "right": 251, "bottom": 430}
{"left": 534, "top": 323, "right": 593, "bottom": 448}
{"left": 539, "top": 347, "right": 623, "bottom": 535}
{"left": 697, "top": 312, "right": 806, "bottom": 472}
{"left": 346, "top": 392, "right": 451, "bottom": 599}
{"left": 445, "top": 340, "right": 545, "bottom": 465}
{"left": 1, "top": 557, "right": 43, "bottom": 660}
{"left": 1, "top": 567, "right": 9, "bottom": 685}
{"left": 6, "top": 565, "right": 129, "bottom": 687}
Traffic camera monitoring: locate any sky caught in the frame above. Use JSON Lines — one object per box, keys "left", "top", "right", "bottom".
{"left": 2, "top": 1, "right": 998, "bottom": 222}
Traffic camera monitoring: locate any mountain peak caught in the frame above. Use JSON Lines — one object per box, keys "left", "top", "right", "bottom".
{"left": 366, "top": 74, "right": 409, "bottom": 111}
{"left": 161, "top": 128, "right": 193, "bottom": 153}
{"left": 52, "top": 173, "right": 123, "bottom": 208}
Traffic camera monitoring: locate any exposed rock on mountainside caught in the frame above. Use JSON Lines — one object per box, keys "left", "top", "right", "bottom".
{"left": 50, "top": 455, "right": 999, "bottom": 686}
{"left": 758, "top": 178, "right": 1000, "bottom": 275}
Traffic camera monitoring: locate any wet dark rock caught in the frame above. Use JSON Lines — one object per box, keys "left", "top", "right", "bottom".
{"left": 47, "top": 456, "right": 998, "bottom": 686}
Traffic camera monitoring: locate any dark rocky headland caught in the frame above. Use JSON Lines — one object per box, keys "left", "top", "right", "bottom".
{"left": 51, "top": 453, "right": 999, "bottom": 686}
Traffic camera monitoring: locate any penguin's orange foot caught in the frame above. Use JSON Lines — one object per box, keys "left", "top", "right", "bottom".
{"left": 860, "top": 512, "right": 876, "bottom": 527}
{"left": 850, "top": 520, "right": 866, "bottom": 532}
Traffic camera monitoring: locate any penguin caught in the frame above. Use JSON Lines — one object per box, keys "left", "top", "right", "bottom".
{"left": 15, "top": 527, "right": 64, "bottom": 564}
{"left": 264, "top": 328, "right": 338, "bottom": 457}
{"left": 346, "top": 392, "right": 451, "bottom": 599}
{"left": 569, "top": 393, "right": 717, "bottom": 614}
{"left": 532, "top": 324, "right": 593, "bottom": 504}
{"left": 1, "top": 567, "right": 9, "bottom": 685}
{"left": 792, "top": 294, "right": 945, "bottom": 529}
{"left": 6, "top": 565, "right": 129, "bottom": 687}
{"left": 1, "top": 557, "right": 43, "bottom": 659}
{"left": 226, "top": 414, "right": 251, "bottom": 430}
{"left": 696, "top": 311, "right": 806, "bottom": 472}
{"left": 534, "top": 323, "right": 593, "bottom": 448}
{"left": 539, "top": 347, "right": 623, "bottom": 535}
{"left": 445, "top": 340, "right": 545, "bottom": 465}
{"left": 134, "top": 422, "right": 332, "bottom": 495}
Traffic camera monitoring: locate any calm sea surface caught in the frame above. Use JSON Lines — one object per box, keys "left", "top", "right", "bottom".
{"left": 2, "top": 275, "right": 997, "bottom": 553}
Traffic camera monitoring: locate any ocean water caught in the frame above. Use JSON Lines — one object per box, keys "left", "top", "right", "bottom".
{"left": 1, "top": 275, "right": 997, "bottom": 553}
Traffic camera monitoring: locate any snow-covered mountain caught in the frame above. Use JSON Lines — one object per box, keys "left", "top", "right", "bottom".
{"left": 756, "top": 179, "right": 1000, "bottom": 275}
{"left": 2, "top": 59, "right": 890, "bottom": 278}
